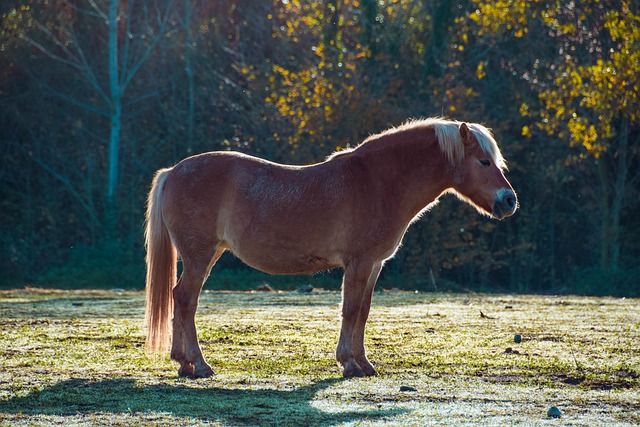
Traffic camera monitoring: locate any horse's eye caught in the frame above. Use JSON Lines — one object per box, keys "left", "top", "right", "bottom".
{"left": 479, "top": 159, "right": 491, "bottom": 167}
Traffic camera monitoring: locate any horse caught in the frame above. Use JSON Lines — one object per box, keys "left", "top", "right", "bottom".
{"left": 144, "top": 117, "right": 518, "bottom": 378}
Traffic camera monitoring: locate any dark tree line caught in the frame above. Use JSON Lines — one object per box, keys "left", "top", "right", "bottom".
{"left": 1, "top": 0, "right": 638, "bottom": 295}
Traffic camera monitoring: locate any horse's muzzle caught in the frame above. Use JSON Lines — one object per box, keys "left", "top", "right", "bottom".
{"left": 492, "top": 188, "right": 517, "bottom": 219}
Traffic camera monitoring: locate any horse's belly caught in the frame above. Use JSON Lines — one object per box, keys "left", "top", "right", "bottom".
{"left": 230, "top": 244, "right": 341, "bottom": 275}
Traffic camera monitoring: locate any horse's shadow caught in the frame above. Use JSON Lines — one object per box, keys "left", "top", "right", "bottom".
{"left": 0, "top": 376, "right": 402, "bottom": 426}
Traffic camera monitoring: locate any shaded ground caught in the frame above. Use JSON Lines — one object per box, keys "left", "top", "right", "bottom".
{"left": 0, "top": 288, "right": 638, "bottom": 426}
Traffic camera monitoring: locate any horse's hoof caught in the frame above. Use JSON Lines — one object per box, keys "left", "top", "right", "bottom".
{"left": 342, "top": 360, "right": 366, "bottom": 378}
{"left": 191, "top": 364, "right": 214, "bottom": 379}
{"left": 178, "top": 363, "right": 194, "bottom": 377}
{"left": 356, "top": 358, "right": 377, "bottom": 376}
{"left": 361, "top": 363, "right": 377, "bottom": 377}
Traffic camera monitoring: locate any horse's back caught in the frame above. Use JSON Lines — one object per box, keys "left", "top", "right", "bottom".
{"left": 160, "top": 151, "right": 363, "bottom": 273}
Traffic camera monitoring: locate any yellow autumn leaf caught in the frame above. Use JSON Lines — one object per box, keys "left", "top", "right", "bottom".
{"left": 476, "top": 62, "right": 486, "bottom": 80}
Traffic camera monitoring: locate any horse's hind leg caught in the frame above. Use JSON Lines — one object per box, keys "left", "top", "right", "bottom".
{"left": 172, "top": 247, "right": 224, "bottom": 378}
{"left": 170, "top": 273, "right": 190, "bottom": 375}
{"left": 172, "top": 264, "right": 209, "bottom": 378}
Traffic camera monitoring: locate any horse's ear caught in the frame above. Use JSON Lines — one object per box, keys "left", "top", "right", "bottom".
{"left": 459, "top": 123, "right": 475, "bottom": 146}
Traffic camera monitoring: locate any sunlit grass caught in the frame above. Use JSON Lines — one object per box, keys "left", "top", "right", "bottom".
{"left": 0, "top": 288, "right": 638, "bottom": 426}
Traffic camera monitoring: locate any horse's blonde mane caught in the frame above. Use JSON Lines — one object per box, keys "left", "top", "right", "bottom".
{"left": 331, "top": 117, "right": 506, "bottom": 170}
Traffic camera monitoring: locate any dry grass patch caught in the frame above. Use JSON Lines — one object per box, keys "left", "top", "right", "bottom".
{"left": 0, "top": 288, "right": 638, "bottom": 426}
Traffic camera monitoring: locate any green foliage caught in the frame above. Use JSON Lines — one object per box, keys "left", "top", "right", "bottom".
{"left": 463, "top": 0, "right": 640, "bottom": 276}
{"left": 0, "top": 0, "right": 639, "bottom": 294}
{"left": 33, "top": 241, "right": 145, "bottom": 289}
{"left": 570, "top": 267, "right": 640, "bottom": 297}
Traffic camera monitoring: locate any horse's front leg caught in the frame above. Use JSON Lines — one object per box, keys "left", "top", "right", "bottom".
{"left": 351, "top": 262, "right": 382, "bottom": 376}
{"left": 336, "top": 260, "right": 379, "bottom": 378}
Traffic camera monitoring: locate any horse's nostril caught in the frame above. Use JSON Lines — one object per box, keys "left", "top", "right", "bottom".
{"left": 506, "top": 196, "right": 515, "bottom": 209}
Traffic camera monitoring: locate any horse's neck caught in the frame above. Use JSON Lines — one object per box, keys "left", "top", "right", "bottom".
{"left": 358, "top": 130, "right": 453, "bottom": 222}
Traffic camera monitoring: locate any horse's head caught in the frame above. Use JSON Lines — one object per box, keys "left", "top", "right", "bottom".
{"left": 451, "top": 123, "right": 517, "bottom": 220}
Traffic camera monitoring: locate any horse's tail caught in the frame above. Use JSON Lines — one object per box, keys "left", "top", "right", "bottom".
{"left": 145, "top": 167, "right": 176, "bottom": 353}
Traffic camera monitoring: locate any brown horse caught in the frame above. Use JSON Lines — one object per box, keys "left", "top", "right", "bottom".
{"left": 145, "top": 118, "right": 517, "bottom": 378}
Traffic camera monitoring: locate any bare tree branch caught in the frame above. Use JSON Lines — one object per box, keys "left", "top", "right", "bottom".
{"left": 121, "top": 0, "right": 174, "bottom": 91}
{"left": 20, "top": 34, "right": 81, "bottom": 70}
{"left": 27, "top": 150, "right": 102, "bottom": 230}
{"left": 86, "top": 0, "right": 109, "bottom": 22}
{"left": 69, "top": 30, "right": 111, "bottom": 106}
{"left": 34, "top": 20, "right": 81, "bottom": 65}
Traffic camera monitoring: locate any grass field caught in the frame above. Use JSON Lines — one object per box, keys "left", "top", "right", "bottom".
{"left": 0, "top": 287, "right": 638, "bottom": 426}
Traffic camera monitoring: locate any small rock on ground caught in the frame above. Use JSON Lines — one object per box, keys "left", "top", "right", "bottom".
{"left": 547, "top": 406, "right": 562, "bottom": 418}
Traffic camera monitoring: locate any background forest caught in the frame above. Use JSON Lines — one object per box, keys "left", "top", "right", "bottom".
{"left": 1, "top": 0, "right": 638, "bottom": 296}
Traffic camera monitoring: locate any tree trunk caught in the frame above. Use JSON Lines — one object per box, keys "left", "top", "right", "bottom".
{"left": 425, "top": 0, "right": 452, "bottom": 78}
{"left": 598, "top": 117, "right": 630, "bottom": 271}
{"left": 609, "top": 117, "right": 630, "bottom": 271}
{"left": 107, "top": 0, "right": 121, "bottom": 236}
{"left": 597, "top": 157, "right": 611, "bottom": 269}
{"left": 185, "top": 0, "right": 195, "bottom": 149}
